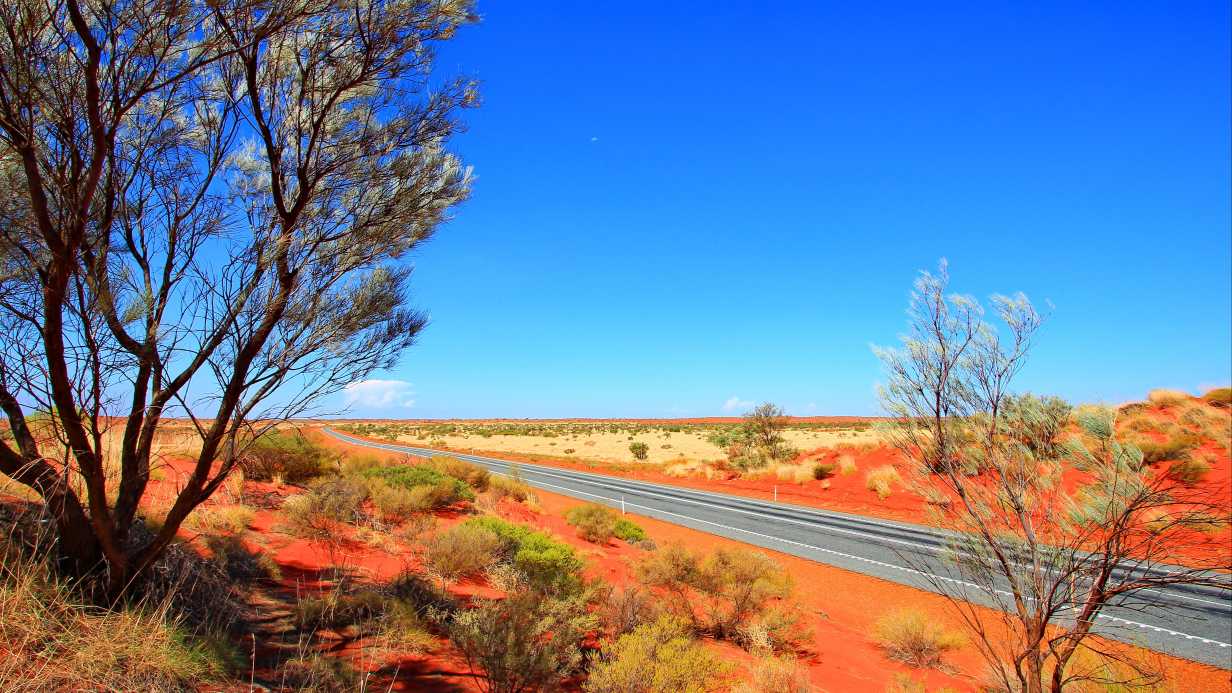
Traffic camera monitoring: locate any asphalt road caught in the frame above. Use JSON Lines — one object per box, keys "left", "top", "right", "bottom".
{"left": 323, "top": 427, "right": 1232, "bottom": 668}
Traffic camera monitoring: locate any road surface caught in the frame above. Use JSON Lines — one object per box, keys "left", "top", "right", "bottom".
{"left": 323, "top": 427, "right": 1232, "bottom": 668}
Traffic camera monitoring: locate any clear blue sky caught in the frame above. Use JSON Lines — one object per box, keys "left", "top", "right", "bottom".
{"left": 334, "top": 1, "right": 1231, "bottom": 419}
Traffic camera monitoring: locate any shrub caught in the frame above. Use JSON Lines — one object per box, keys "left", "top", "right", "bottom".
{"left": 836, "top": 454, "right": 857, "bottom": 475}
{"left": 422, "top": 524, "right": 502, "bottom": 584}
{"left": 874, "top": 609, "right": 964, "bottom": 668}
{"left": 613, "top": 517, "right": 647, "bottom": 543}
{"left": 637, "top": 544, "right": 793, "bottom": 644}
{"left": 812, "top": 463, "right": 835, "bottom": 480}
{"left": 294, "top": 588, "right": 388, "bottom": 631}
{"left": 584, "top": 615, "right": 729, "bottom": 693}
{"left": 185, "top": 504, "right": 254, "bottom": 535}
{"left": 630, "top": 441, "right": 649, "bottom": 460}
{"left": 1202, "top": 387, "right": 1232, "bottom": 408}
{"left": 361, "top": 463, "right": 474, "bottom": 503}
{"left": 600, "top": 585, "right": 661, "bottom": 636}
{"left": 447, "top": 590, "right": 596, "bottom": 693}
{"left": 865, "top": 465, "right": 901, "bottom": 500}
{"left": 429, "top": 455, "right": 491, "bottom": 491}
{"left": 731, "top": 655, "right": 813, "bottom": 693}
{"left": 282, "top": 481, "right": 368, "bottom": 540}
{"left": 488, "top": 473, "right": 531, "bottom": 503}
{"left": 565, "top": 503, "right": 618, "bottom": 544}
{"left": 367, "top": 480, "right": 421, "bottom": 523}
{"left": 1134, "top": 429, "right": 1202, "bottom": 464}
{"left": 239, "top": 430, "right": 333, "bottom": 482}
{"left": 203, "top": 534, "right": 281, "bottom": 582}
{"left": 464, "top": 517, "right": 585, "bottom": 595}
{"left": 277, "top": 654, "right": 357, "bottom": 691}
{"left": 1147, "top": 389, "right": 1190, "bottom": 407}
{"left": 1167, "top": 455, "right": 1212, "bottom": 485}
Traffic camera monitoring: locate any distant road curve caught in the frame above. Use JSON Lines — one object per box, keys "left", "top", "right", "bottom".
{"left": 323, "top": 427, "right": 1232, "bottom": 668}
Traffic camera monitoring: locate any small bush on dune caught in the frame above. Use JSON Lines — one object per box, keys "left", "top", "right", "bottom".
{"left": 240, "top": 429, "right": 334, "bottom": 482}
{"left": 866, "top": 465, "right": 901, "bottom": 500}
{"left": 1147, "top": 389, "right": 1190, "bottom": 407}
{"left": 565, "top": 503, "right": 618, "bottom": 544}
{"left": 446, "top": 589, "right": 596, "bottom": 693}
{"left": 874, "top": 608, "right": 964, "bottom": 668}
{"left": 277, "top": 654, "right": 357, "bottom": 692}
{"left": 630, "top": 441, "right": 650, "bottom": 460}
{"left": 731, "top": 655, "right": 813, "bottom": 693}
{"left": 1202, "top": 387, "right": 1232, "bottom": 408}
{"left": 1167, "top": 454, "right": 1212, "bottom": 485}
{"left": 584, "top": 615, "right": 730, "bottom": 693}
{"left": 1133, "top": 429, "right": 1202, "bottom": 465}
{"left": 836, "top": 454, "right": 858, "bottom": 475}
{"left": 812, "top": 463, "right": 835, "bottom": 480}
{"left": 422, "top": 524, "right": 502, "bottom": 584}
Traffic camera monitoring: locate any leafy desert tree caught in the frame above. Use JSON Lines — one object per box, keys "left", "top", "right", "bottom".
{"left": 875, "top": 262, "right": 1231, "bottom": 693}
{"left": 0, "top": 0, "right": 476, "bottom": 593}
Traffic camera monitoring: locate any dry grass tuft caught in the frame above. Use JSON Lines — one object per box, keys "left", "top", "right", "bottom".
{"left": 1146, "top": 388, "right": 1190, "bottom": 407}
{"left": 865, "top": 465, "right": 902, "bottom": 500}
{"left": 874, "top": 609, "right": 964, "bottom": 668}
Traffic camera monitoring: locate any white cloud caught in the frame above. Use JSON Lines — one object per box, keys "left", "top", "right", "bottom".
{"left": 721, "top": 396, "right": 754, "bottom": 413}
{"left": 343, "top": 379, "right": 416, "bottom": 409}
{"left": 589, "top": 136, "right": 599, "bottom": 142}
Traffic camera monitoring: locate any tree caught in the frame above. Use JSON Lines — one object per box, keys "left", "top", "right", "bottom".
{"left": 875, "top": 262, "right": 1231, "bottom": 693}
{"left": 0, "top": 0, "right": 477, "bottom": 594}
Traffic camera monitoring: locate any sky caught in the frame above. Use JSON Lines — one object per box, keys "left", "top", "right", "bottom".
{"left": 334, "top": 1, "right": 1231, "bottom": 419}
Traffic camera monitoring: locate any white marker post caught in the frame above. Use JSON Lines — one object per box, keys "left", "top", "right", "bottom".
{"left": 774, "top": 485, "right": 778, "bottom": 502}
{"left": 621, "top": 495, "right": 626, "bottom": 514}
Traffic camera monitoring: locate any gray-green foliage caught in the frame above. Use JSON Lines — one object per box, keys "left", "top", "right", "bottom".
{"left": 874, "top": 262, "right": 1229, "bottom": 693}
{"left": 444, "top": 590, "right": 597, "bottom": 693}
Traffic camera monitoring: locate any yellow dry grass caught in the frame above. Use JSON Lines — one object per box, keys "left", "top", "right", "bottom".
{"left": 390, "top": 426, "right": 883, "bottom": 467}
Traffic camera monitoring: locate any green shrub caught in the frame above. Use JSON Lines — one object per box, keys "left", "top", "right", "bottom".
{"left": 239, "top": 430, "right": 333, "bottom": 482}
{"left": 367, "top": 480, "right": 420, "bottom": 523}
{"left": 1202, "top": 387, "right": 1232, "bottom": 408}
{"left": 613, "top": 517, "right": 647, "bottom": 543}
{"left": 584, "top": 615, "right": 729, "bottom": 693}
{"left": 874, "top": 609, "right": 964, "bottom": 668}
{"left": 463, "top": 517, "right": 585, "bottom": 595}
{"left": 629, "top": 442, "right": 649, "bottom": 460}
{"left": 865, "top": 465, "right": 901, "bottom": 500}
{"left": 565, "top": 503, "right": 618, "bottom": 544}
{"left": 360, "top": 463, "right": 474, "bottom": 505}
{"left": 422, "top": 524, "right": 502, "bottom": 584}
{"left": 446, "top": 590, "right": 596, "bottom": 693}
{"left": 428, "top": 455, "right": 491, "bottom": 492}
{"left": 812, "top": 463, "right": 835, "bottom": 480}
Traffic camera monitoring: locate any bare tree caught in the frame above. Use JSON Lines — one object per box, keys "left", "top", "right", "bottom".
{"left": 0, "top": 0, "right": 477, "bottom": 595}
{"left": 875, "top": 262, "right": 1231, "bottom": 693}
